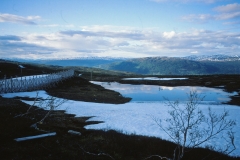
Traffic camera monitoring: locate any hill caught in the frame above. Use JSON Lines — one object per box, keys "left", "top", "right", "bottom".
{"left": 3, "top": 55, "right": 240, "bottom": 75}
{"left": 0, "top": 59, "right": 136, "bottom": 79}
{"left": 100, "top": 56, "right": 240, "bottom": 75}
{"left": 7, "top": 57, "right": 126, "bottom": 67}
{"left": 182, "top": 54, "right": 240, "bottom": 61}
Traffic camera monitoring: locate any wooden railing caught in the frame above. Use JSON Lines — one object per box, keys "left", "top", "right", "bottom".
{"left": 0, "top": 70, "right": 74, "bottom": 93}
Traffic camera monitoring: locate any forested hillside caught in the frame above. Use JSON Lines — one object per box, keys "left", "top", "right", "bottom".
{"left": 100, "top": 57, "right": 240, "bottom": 75}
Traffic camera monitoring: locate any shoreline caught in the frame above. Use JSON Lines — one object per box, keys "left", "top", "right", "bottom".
{"left": 1, "top": 76, "right": 240, "bottom": 159}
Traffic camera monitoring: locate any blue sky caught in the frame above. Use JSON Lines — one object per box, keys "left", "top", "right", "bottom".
{"left": 0, "top": 0, "right": 240, "bottom": 59}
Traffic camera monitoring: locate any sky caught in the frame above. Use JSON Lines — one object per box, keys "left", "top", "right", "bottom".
{"left": 0, "top": 0, "right": 240, "bottom": 59}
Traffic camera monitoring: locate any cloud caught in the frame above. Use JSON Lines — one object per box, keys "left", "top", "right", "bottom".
{"left": 0, "top": 35, "right": 22, "bottom": 41}
{"left": 59, "top": 30, "right": 144, "bottom": 40}
{"left": 40, "top": 24, "right": 76, "bottom": 28}
{"left": 163, "top": 31, "right": 176, "bottom": 39}
{"left": 216, "top": 12, "right": 240, "bottom": 20}
{"left": 191, "top": 51, "right": 199, "bottom": 54}
{"left": 0, "top": 13, "right": 40, "bottom": 25}
{"left": 182, "top": 3, "right": 240, "bottom": 23}
{"left": 182, "top": 7, "right": 240, "bottom": 23}
{"left": 182, "top": 12, "right": 240, "bottom": 23}
{"left": 150, "top": 0, "right": 220, "bottom": 3}
{"left": 1, "top": 27, "right": 240, "bottom": 59}
{"left": 214, "top": 3, "right": 240, "bottom": 13}
{"left": 224, "top": 20, "right": 240, "bottom": 25}
{"left": 0, "top": 34, "right": 57, "bottom": 59}
{"left": 182, "top": 14, "right": 214, "bottom": 23}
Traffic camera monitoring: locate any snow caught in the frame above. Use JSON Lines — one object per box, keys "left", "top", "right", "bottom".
{"left": 122, "top": 77, "right": 188, "bottom": 81}
{"left": 1, "top": 89, "right": 240, "bottom": 157}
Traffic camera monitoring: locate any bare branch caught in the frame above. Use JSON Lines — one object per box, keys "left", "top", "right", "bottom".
{"left": 144, "top": 155, "right": 171, "bottom": 160}
{"left": 38, "top": 96, "right": 67, "bottom": 123}
{"left": 14, "top": 91, "right": 39, "bottom": 118}
{"left": 78, "top": 146, "right": 115, "bottom": 160}
{"left": 152, "top": 90, "right": 236, "bottom": 160}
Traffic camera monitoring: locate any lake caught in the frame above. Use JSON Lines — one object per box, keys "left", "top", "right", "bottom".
{"left": 1, "top": 82, "right": 240, "bottom": 157}
{"left": 91, "top": 81, "right": 237, "bottom": 103}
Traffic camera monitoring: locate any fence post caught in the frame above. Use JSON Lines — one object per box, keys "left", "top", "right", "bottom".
{"left": 4, "top": 75, "right": 6, "bottom": 93}
{"left": 21, "top": 76, "right": 22, "bottom": 91}
{"left": 10, "top": 76, "right": 13, "bottom": 93}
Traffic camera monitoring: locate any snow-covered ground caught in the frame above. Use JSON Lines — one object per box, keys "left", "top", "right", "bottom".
{"left": 1, "top": 86, "right": 240, "bottom": 157}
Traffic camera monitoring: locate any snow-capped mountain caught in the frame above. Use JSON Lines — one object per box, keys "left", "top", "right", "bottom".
{"left": 182, "top": 55, "right": 240, "bottom": 61}
{"left": 2, "top": 54, "right": 240, "bottom": 75}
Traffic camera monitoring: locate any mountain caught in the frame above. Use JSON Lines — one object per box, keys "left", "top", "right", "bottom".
{"left": 99, "top": 56, "right": 240, "bottom": 75}
{"left": 6, "top": 55, "right": 240, "bottom": 75}
{"left": 182, "top": 55, "right": 240, "bottom": 61}
{"left": 8, "top": 57, "right": 127, "bottom": 67}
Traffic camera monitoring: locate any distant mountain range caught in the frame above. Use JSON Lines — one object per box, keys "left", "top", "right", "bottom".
{"left": 99, "top": 55, "right": 240, "bottom": 75}
{"left": 9, "top": 57, "right": 127, "bottom": 67}
{"left": 182, "top": 55, "right": 240, "bottom": 62}
{"left": 5, "top": 54, "right": 240, "bottom": 75}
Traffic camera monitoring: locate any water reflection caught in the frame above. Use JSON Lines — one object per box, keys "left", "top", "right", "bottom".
{"left": 92, "top": 81, "right": 237, "bottom": 103}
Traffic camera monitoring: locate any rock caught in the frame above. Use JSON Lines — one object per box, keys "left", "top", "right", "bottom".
{"left": 205, "top": 82, "right": 211, "bottom": 85}
{"left": 68, "top": 130, "right": 81, "bottom": 136}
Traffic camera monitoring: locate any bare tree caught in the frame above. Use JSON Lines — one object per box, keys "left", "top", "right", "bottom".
{"left": 15, "top": 92, "right": 66, "bottom": 123}
{"left": 15, "top": 91, "right": 40, "bottom": 118}
{"left": 23, "top": 93, "right": 67, "bottom": 130}
{"left": 149, "top": 91, "right": 236, "bottom": 160}
{"left": 37, "top": 96, "right": 67, "bottom": 124}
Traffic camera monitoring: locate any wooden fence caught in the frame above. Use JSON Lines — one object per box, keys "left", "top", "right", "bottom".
{"left": 0, "top": 70, "right": 75, "bottom": 93}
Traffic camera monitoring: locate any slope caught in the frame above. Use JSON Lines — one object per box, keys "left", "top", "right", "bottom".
{"left": 100, "top": 57, "right": 240, "bottom": 75}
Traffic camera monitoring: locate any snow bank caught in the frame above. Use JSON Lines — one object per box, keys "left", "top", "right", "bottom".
{"left": 1, "top": 90, "right": 240, "bottom": 157}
